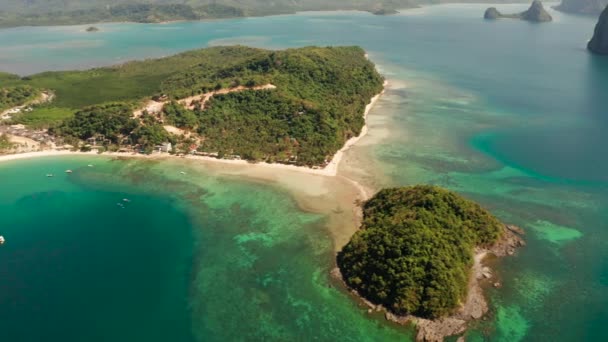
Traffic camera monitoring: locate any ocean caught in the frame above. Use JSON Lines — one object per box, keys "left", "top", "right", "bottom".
{"left": 1, "top": 3, "right": 607, "bottom": 341}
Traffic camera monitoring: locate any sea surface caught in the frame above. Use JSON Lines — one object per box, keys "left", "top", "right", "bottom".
{"left": 1, "top": 3, "right": 608, "bottom": 341}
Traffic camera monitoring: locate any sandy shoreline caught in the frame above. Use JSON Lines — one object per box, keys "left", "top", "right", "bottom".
{"left": 0, "top": 81, "right": 387, "bottom": 182}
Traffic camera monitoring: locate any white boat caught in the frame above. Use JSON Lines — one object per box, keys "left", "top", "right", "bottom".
{"left": 0, "top": 236, "right": 5, "bottom": 244}
{"left": 88, "top": 164, "right": 94, "bottom": 167}
{"left": 65, "top": 170, "right": 73, "bottom": 173}
{"left": 180, "top": 171, "right": 186, "bottom": 175}
{"left": 46, "top": 174, "right": 54, "bottom": 177}
{"left": 123, "top": 198, "right": 131, "bottom": 203}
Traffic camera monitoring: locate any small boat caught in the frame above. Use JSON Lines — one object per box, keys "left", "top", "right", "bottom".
{"left": 0, "top": 236, "right": 4, "bottom": 245}
{"left": 180, "top": 171, "right": 186, "bottom": 175}
{"left": 46, "top": 174, "right": 54, "bottom": 177}
{"left": 123, "top": 198, "right": 131, "bottom": 203}
{"left": 65, "top": 170, "right": 73, "bottom": 173}
{"left": 116, "top": 203, "right": 125, "bottom": 207}
{"left": 88, "top": 164, "right": 94, "bottom": 167}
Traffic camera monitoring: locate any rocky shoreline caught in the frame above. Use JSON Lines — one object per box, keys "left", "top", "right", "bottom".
{"left": 332, "top": 224, "right": 525, "bottom": 341}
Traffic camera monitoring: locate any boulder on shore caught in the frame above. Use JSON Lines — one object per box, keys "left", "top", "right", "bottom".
{"left": 588, "top": 5, "right": 608, "bottom": 54}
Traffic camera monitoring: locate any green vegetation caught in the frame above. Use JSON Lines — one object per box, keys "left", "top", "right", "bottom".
{"left": 11, "top": 107, "right": 73, "bottom": 129}
{"left": 337, "top": 185, "right": 504, "bottom": 319}
{"left": 0, "top": 134, "right": 14, "bottom": 152}
{"left": 0, "top": 0, "right": 418, "bottom": 27}
{"left": 3, "top": 46, "right": 383, "bottom": 165}
{"left": 0, "top": 86, "right": 40, "bottom": 111}
{"left": 49, "top": 103, "right": 171, "bottom": 152}
{"left": 51, "top": 103, "right": 139, "bottom": 144}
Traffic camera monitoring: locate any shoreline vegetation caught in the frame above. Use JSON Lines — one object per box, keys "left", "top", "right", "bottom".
{"left": 0, "top": 82, "right": 386, "bottom": 178}
{"left": 334, "top": 186, "right": 526, "bottom": 341}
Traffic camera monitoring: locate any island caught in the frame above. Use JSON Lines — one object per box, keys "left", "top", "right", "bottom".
{"left": 369, "top": 8, "right": 399, "bottom": 15}
{"left": 85, "top": 26, "right": 99, "bottom": 32}
{"left": 588, "top": 5, "right": 608, "bottom": 54}
{"left": 335, "top": 185, "right": 525, "bottom": 341}
{"left": 0, "top": 46, "right": 384, "bottom": 167}
{"left": 484, "top": 0, "right": 553, "bottom": 22}
{"left": 555, "top": 0, "right": 608, "bottom": 15}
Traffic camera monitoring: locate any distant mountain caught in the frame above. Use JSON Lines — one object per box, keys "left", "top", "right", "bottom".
{"left": 555, "top": 0, "right": 608, "bottom": 15}
{"left": 0, "top": 0, "right": 415, "bottom": 14}
{"left": 588, "top": 5, "right": 608, "bottom": 54}
{"left": 0, "top": 0, "right": 418, "bottom": 27}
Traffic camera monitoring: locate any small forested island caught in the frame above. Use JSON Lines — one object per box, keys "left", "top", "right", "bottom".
{"left": 336, "top": 186, "right": 525, "bottom": 341}
{"left": 555, "top": 0, "right": 608, "bottom": 15}
{"left": 588, "top": 5, "right": 608, "bottom": 54}
{"left": 85, "top": 26, "right": 99, "bottom": 32}
{"left": 0, "top": 46, "right": 384, "bottom": 166}
{"left": 484, "top": 0, "right": 552, "bottom": 22}
{"left": 369, "top": 8, "right": 399, "bottom": 15}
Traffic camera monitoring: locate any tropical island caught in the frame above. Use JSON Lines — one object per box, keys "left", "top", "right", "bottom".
{"left": 336, "top": 185, "right": 525, "bottom": 341}
{"left": 484, "top": 0, "right": 552, "bottom": 22}
{"left": 588, "top": 5, "right": 608, "bottom": 54}
{"left": 0, "top": 46, "right": 384, "bottom": 167}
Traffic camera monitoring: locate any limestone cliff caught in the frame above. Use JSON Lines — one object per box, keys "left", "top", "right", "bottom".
{"left": 484, "top": 1, "right": 552, "bottom": 22}
{"left": 588, "top": 5, "right": 608, "bottom": 54}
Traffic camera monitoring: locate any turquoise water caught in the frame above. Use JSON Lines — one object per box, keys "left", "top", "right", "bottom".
{"left": 2, "top": 3, "right": 608, "bottom": 340}
{"left": 0, "top": 157, "right": 409, "bottom": 341}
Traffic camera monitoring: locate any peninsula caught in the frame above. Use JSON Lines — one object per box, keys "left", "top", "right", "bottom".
{"left": 0, "top": 46, "right": 384, "bottom": 169}
{"left": 588, "top": 5, "right": 608, "bottom": 54}
{"left": 335, "top": 185, "right": 525, "bottom": 341}
{"left": 484, "top": 0, "right": 552, "bottom": 22}
{"left": 0, "top": 0, "right": 416, "bottom": 28}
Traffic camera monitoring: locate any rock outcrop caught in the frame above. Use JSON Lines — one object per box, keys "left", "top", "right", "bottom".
{"left": 589, "top": 5, "right": 608, "bottom": 54}
{"left": 521, "top": 0, "right": 554, "bottom": 22}
{"left": 484, "top": 7, "right": 502, "bottom": 19}
{"left": 555, "top": 0, "right": 608, "bottom": 15}
{"left": 484, "top": 1, "right": 553, "bottom": 22}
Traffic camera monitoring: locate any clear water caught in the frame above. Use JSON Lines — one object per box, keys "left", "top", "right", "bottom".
{"left": 1, "top": 3, "right": 608, "bottom": 341}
